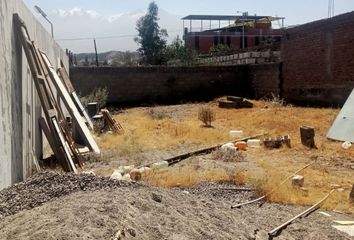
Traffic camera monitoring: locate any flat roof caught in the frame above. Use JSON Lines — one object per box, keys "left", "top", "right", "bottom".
{"left": 182, "top": 15, "right": 283, "bottom": 21}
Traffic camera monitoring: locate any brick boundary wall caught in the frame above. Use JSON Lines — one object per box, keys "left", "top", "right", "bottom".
{"left": 70, "top": 64, "right": 280, "bottom": 105}
{"left": 281, "top": 11, "right": 354, "bottom": 106}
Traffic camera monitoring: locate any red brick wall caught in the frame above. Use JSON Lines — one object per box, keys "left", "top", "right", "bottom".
{"left": 282, "top": 11, "right": 354, "bottom": 105}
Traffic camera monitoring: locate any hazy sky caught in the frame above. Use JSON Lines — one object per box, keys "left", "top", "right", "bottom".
{"left": 23, "top": 0, "right": 354, "bottom": 53}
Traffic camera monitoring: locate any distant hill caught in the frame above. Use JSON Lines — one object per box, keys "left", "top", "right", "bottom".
{"left": 75, "top": 51, "right": 140, "bottom": 66}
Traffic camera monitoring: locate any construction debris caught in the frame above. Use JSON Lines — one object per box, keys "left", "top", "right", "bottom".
{"left": 263, "top": 135, "right": 291, "bottom": 149}
{"left": 87, "top": 102, "right": 98, "bottom": 118}
{"left": 268, "top": 190, "right": 335, "bottom": 238}
{"left": 14, "top": 15, "right": 99, "bottom": 172}
{"left": 229, "top": 130, "right": 243, "bottom": 138}
{"left": 235, "top": 141, "right": 247, "bottom": 151}
{"left": 292, "top": 175, "right": 305, "bottom": 187}
{"left": 247, "top": 139, "right": 261, "bottom": 148}
{"left": 57, "top": 63, "right": 94, "bottom": 130}
{"left": 221, "top": 143, "right": 237, "bottom": 152}
{"left": 300, "top": 126, "right": 316, "bottom": 148}
{"left": 101, "top": 109, "right": 124, "bottom": 134}
{"left": 327, "top": 88, "right": 354, "bottom": 142}
{"left": 219, "top": 96, "right": 253, "bottom": 109}
{"left": 231, "top": 162, "right": 314, "bottom": 209}
{"left": 342, "top": 141, "right": 352, "bottom": 150}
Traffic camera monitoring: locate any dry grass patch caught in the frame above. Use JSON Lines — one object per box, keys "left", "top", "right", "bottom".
{"left": 98, "top": 109, "right": 229, "bottom": 152}
{"left": 251, "top": 162, "right": 354, "bottom": 213}
{"left": 94, "top": 99, "right": 354, "bottom": 213}
{"left": 143, "top": 165, "right": 247, "bottom": 188}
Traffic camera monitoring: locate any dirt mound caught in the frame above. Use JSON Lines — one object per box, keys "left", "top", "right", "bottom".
{"left": 0, "top": 184, "right": 349, "bottom": 240}
{"left": 0, "top": 172, "right": 138, "bottom": 220}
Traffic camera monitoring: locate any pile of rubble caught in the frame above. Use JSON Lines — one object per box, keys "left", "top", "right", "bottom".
{"left": 0, "top": 172, "right": 138, "bottom": 220}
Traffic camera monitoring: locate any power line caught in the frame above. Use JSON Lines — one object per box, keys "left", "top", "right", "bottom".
{"left": 56, "top": 30, "right": 183, "bottom": 42}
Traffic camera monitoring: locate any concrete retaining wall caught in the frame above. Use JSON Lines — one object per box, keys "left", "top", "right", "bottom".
{"left": 0, "top": 0, "right": 68, "bottom": 190}
{"left": 70, "top": 64, "right": 280, "bottom": 105}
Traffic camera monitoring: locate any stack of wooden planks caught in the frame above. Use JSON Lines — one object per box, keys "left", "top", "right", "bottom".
{"left": 14, "top": 14, "right": 100, "bottom": 173}
{"left": 101, "top": 109, "right": 124, "bottom": 134}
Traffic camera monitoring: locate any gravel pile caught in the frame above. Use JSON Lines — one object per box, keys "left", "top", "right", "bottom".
{"left": 182, "top": 181, "right": 256, "bottom": 202}
{"left": 0, "top": 172, "right": 139, "bottom": 219}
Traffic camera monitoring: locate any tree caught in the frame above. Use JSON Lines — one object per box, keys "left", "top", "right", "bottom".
{"left": 164, "top": 36, "right": 198, "bottom": 66}
{"left": 135, "top": 2, "right": 168, "bottom": 65}
{"left": 209, "top": 44, "right": 235, "bottom": 56}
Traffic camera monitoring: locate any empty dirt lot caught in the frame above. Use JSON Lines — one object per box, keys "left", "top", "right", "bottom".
{"left": 1, "top": 98, "right": 354, "bottom": 239}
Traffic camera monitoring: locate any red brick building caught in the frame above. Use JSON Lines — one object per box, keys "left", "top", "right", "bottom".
{"left": 182, "top": 14, "right": 284, "bottom": 54}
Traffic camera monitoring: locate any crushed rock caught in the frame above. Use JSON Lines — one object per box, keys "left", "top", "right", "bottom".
{"left": 0, "top": 172, "right": 139, "bottom": 220}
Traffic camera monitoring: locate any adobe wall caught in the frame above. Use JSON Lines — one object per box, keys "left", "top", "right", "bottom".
{"left": 0, "top": 0, "right": 68, "bottom": 189}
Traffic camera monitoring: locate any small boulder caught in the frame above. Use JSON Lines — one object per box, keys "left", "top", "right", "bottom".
{"left": 110, "top": 170, "right": 123, "bottom": 180}
{"left": 151, "top": 193, "right": 162, "bottom": 203}
{"left": 350, "top": 185, "right": 354, "bottom": 203}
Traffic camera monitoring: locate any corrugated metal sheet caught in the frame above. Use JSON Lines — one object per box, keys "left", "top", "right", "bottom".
{"left": 327, "top": 88, "right": 354, "bottom": 142}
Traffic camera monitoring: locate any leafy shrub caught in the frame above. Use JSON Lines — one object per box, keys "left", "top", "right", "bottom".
{"left": 198, "top": 107, "right": 215, "bottom": 127}
{"left": 80, "top": 87, "right": 108, "bottom": 110}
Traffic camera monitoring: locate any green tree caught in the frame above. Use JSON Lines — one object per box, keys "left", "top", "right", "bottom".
{"left": 209, "top": 44, "right": 235, "bottom": 56}
{"left": 164, "top": 36, "right": 198, "bottom": 66}
{"left": 135, "top": 2, "right": 168, "bottom": 65}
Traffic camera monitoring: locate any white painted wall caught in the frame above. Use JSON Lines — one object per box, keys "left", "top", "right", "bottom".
{"left": 0, "top": 0, "right": 69, "bottom": 189}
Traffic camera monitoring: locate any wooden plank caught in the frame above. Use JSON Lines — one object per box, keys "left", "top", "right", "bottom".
{"left": 14, "top": 14, "right": 77, "bottom": 172}
{"left": 268, "top": 190, "right": 335, "bottom": 238}
{"left": 40, "top": 52, "right": 100, "bottom": 154}
{"left": 137, "top": 133, "right": 265, "bottom": 169}
{"left": 58, "top": 67, "right": 94, "bottom": 130}
{"left": 39, "top": 117, "right": 59, "bottom": 156}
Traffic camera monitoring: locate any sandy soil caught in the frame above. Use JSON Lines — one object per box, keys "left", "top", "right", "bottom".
{"left": 0, "top": 173, "right": 353, "bottom": 240}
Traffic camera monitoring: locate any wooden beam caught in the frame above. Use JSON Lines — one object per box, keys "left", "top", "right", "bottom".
{"left": 40, "top": 52, "right": 100, "bottom": 154}
{"left": 58, "top": 67, "right": 94, "bottom": 130}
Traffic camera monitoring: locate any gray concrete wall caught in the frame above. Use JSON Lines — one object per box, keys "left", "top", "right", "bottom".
{"left": 0, "top": 0, "right": 68, "bottom": 190}
{"left": 70, "top": 64, "right": 280, "bottom": 104}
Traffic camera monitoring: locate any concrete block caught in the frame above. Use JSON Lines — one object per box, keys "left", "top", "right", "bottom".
{"left": 292, "top": 175, "right": 304, "bottom": 187}
{"left": 245, "top": 58, "right": 256, "bottom": 64}
{"left": 261, "top": 51, "right": 271, "bottom": 58}
{"left": 272, "top": 51, "right": 281, "bottom": 58}
{"left": 256, "top": 58, "right": 266, "bottom": 64}
{"left": 243, "top": 52, "right": 251, "bottom": 58}
{"left": 251, "top": 52, "right": 261, "bottom": 58}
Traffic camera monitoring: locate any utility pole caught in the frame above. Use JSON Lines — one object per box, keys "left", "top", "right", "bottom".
{"left": 237, "top": 11, "right": 247, "bottom": 49}
{"left": 94, "top": 39, "right": 99, "bottom": 67}
{"left": 34, "top": 5, "right": 54, "bottom": 38}
{"left": 328, "top": 0, "right": 335, "bottom": 18}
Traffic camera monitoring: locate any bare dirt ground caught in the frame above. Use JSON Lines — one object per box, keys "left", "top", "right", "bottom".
{"left": 0, "top": 173, "right": 352, "bottom": 240}
{"left": 1, "top": 99, "right": 354, "bottom": 239}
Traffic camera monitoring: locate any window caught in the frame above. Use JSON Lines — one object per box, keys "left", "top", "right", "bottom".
{"left": 240, "top": 36, "right": 248, "bottom": 49}
{"left": 226, "top": 36, "right": 231, "bottom": 47}
{"left": 255, "top": 36, "right": 260, "bottom": 46}
{"left": 219, "top": 36, "right": 224, "bottom": 45}
{"left": 214, "top": 36, "right": 219, "bottom": 45}
{"left": 195, "top": 36, "right": 200, "bottom": 50}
